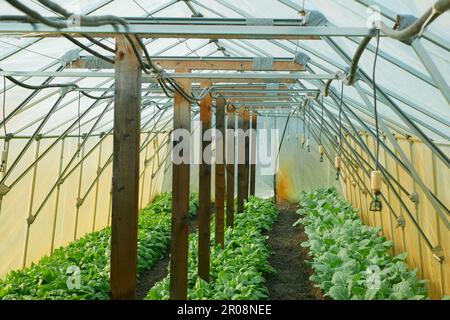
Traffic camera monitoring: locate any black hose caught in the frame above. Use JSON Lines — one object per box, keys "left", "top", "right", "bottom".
{"left": 81, "top": 34, "right": 115, "bottom": 53}
{"left": 0, "top": 67, "right": 113, "bottom": 100}
{"left": 62, "top": 34, "right": 114, "bottom": 65}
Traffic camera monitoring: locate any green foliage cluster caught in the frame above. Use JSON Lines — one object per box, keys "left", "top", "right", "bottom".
{"left": 295, "top": 188, "right": 428, "bottom": 300}
{"left": 146, "top": 196, "right": 278, "bottom": 300}
{"left": 0, "top": 192, "right": 198, "bottom": 300}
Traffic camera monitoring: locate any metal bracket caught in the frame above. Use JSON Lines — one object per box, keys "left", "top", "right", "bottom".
{"left": 431, "top": 246, "right": 445, "bottom": 264}
{"left": 396, "top": 215, "right": 406, "bottom": 228}
{"left": 27, "top": 215, "right": 36, "bottom": 226}
{"left": 96, "top": 167, "right": 103, "bottom": 175}
{"left": 252, "top": 57, "right": 274, "bottom": 71}
{"left": 409, "top": 192, "right": 419, "bottom": 204}
{"left": 246, "top": 18, "right": 274, "bottom": 26}
{"left": 59, "top": 86, "right": 74, "bottom": 97}
{"left": 293, "top": 52, "right": 311, "bottom": 66}
{"left": 0, "top": 183, "right": 10, "bottom": 197}
{"left": 76, "top": 197, "right": 84, "bottom": 208}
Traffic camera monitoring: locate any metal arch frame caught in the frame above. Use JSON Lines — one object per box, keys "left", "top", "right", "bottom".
{"left": 195, "top": 0, "right": 449, "bottom": 140}
{"left": 0, "top": 2, "right": 446, "bottom": 212}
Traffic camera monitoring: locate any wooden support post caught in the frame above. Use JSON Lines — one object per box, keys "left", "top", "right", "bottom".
{"left": 170, "top": 69, "right": 191, "bottom": 300}
{"left": 215, "top": 96, "right": 226, "bottom": 247}
{"left": 249, "top": 112, "right": 257, "bottom": 196}
{"left": 198, "top": 81, "right": 212, "bottom": 282}
{"left": 226, "top": 105, "right": 236, "bottom": 228}
{"left": 237, "top": 109, "right": 250, "bottom": 213}
{"left": 243, "top": 111, "right": 250, "bottom": 202}
{"left": 110, "top": 35, "right": 141, "bottom": 300}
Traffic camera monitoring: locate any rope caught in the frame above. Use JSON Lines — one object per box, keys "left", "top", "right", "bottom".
{"left": 1, "top": 76, "right": 7, "bottom": 173}
{"left": 319, "top": 94, "right": 324, "bottom": 143}
{"left": 2, "top": 76, "right": 6, "bottom": 138}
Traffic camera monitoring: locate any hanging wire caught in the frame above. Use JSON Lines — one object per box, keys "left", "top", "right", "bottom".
{"left": 319, "top": 94, "right": 324, "bottom": 162}
{"left": 338, "top": 82, "right": 344, "bottom": 156}
{"left": 1, "top": 76, "right": 7, "bottom": 173}
{"left": 301, "top": 104, "right": 306, "bottom": 148}
{"left": 370, "top": 29, "right": 383, "bottom": 212}
{"left": 335, "top": 83, "right": 344, "bottom": 180}
{"left": 373, "top": 29, "right": 381, "bottom": 170}
{"left": 77, "top": 91, "right": 81, "bottom": 158}
{"left": 2, "top": 76, "right": 6, "bottom": 138}
{"left": 306, "top": 103, "right": 311, "bottom": 152}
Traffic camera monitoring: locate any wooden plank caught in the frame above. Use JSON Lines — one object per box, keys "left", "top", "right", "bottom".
{"left": 71, "top": 57, "right": 305, "bottom": 71}
{"left": 170, "top": 69, "right": 191, "bottom": 300}
{"left": 396, "top": 139, "right": 424, "bottom": 278}
{"left": 110, "top": 35, "right": 141, "bottom": 300}
{"left": 413, "top": 142, "right": 444, "bottom": 299}
{"left": 433, "top": 147, "right": 450, "bottom": 297}
{"left": 215, "top": 97, "right": 226, "bottom": 247}
{"left": 198, "top": 81, "right": 212, "bottom": 281}
{"left": 249, "top": 112, "right": 257, "bottom": 196}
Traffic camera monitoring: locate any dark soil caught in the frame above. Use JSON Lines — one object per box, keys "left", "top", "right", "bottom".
{"left": 265, "top": 203, "right": 323, "bottom": 300}
{"left": 136, "top": 216, "right": 199, "bottom": 300}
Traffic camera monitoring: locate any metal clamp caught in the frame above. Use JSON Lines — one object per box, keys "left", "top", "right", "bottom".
{"left": 409, "top": 192, "right": 419, "bottom": 204}
{"left": 431, "top": 246, "right": 445, "bottom": 264}
{"left": 75, "top": 197, "right": 84, "bottom": 208}
{"left": 27, "top": 215, "right": 36, "bottom": 226}
{"left": 0, "top": 183, "right": 10, "bottom": 197}
{"left": 396, "top": 215, "right": 406, "bottom": 228}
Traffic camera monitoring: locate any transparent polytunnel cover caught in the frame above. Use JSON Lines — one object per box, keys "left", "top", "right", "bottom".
{"left": 0, "top": 0, "right": 449, "bottom": 281}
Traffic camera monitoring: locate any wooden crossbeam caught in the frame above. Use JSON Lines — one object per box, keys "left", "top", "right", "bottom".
{"left": 69, "top": 57, "right": 305, "bottom": 71}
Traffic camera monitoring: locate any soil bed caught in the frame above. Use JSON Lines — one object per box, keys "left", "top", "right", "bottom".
{"left": 265, "top": 203, "right": 323, "bottom": 300}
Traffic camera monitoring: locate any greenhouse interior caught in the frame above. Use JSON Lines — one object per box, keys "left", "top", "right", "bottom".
{"left": 0, "top": 0, "right": 449, "bottom": 303}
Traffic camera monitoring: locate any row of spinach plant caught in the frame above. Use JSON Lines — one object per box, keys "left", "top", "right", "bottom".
{"left": 295, "top": 188, "right": 428, "bottom": 300}
{"left": 0, "top": 193, "right": 198, "bottom": 300}
{"left": 146, "top": 196, "right": 278, "bottom": 300}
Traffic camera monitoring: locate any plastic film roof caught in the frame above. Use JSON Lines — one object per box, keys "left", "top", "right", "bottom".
{"left": 0, "top": 0, "right": 449, "bottom": 142}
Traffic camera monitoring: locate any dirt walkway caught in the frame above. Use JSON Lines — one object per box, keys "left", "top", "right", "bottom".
{"left": 136, "top": 217, "right": 199, "bottom": 300}
{"left": 265, "top": 204, "right": 323, "bottom": 300}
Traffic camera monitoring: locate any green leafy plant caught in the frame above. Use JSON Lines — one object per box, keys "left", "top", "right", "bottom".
{"left": 0, "top": 192, "right": 198, "bottom": 300}
{"left": 146, "top": 196, "right": 278, "bottom": 300}
{"left": 295, "top": 188, "right": 428, "bottom": 300}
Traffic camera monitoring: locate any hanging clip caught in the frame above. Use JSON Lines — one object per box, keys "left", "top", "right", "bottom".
{"left": 301, "top": 135, "right": 305, "bottom": 148}
{"left": 369, "top": 193, "right": 383, "bottom": 211}
{"left": 319, "top": 145, "right": 324, "bottom": 162}
{"left": 306, "top": 139, "right": 310, "bottom": 152}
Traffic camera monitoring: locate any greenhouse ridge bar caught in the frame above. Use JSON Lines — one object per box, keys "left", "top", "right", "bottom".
{"left": 0, "top": 0, "right": 449, "bottom": 304}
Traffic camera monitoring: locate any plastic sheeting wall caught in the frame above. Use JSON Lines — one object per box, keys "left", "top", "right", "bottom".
{"left": 341, "top": 134, "right": 450, "bottom": 299}
{"left": 162, "top": 115, "right": 341, "bottom": 202}
{"left": 0, "top": 132, "right": 169, "bottom": 278}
